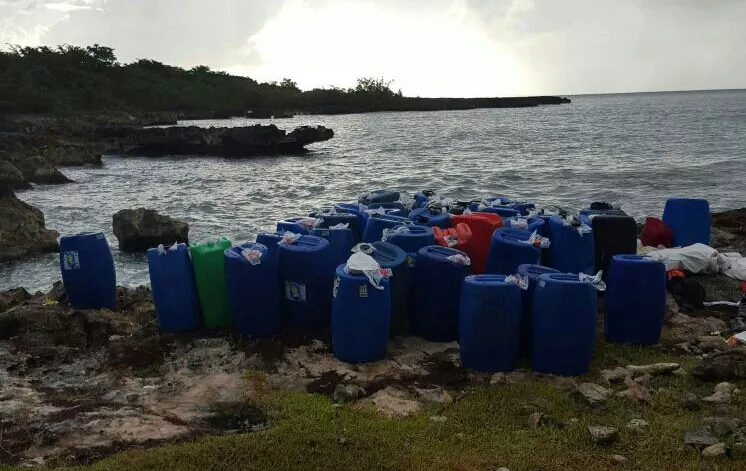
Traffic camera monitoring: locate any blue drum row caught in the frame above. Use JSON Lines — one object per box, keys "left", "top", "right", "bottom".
{"left": 57, "top": 194, "right": 694, "bottom": 375}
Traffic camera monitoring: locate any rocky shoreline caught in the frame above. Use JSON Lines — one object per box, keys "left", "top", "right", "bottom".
{"left": 0, "top": 214, "right": 744, "bottom": 467}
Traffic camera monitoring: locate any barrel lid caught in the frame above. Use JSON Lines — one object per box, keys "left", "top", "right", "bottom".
{"left": 517, "top": 264, "right": 560, "bottom": 279}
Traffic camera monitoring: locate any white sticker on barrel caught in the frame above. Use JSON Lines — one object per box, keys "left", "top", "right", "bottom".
{"left": 62, "top": 251, "right": 80, "bottom": 270}
{"left": 359, "top": 284, "right": 368, "bottom": 298}
{"left": 284, "top": 281, "right": 307, "bottom": 302}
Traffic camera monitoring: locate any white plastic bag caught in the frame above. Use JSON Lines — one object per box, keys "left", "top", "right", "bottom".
{"left": 505, "top": 274, "right": 529, "bottom": 290}
{"left": 511, "top": 217, "right": 529, "bottom": 229}
{"left": 446, "top": 254, "right": 471, "bottom": 266}
{"left": 330, "top": 223, "right": 350, "bottom": 230}
{"left": 381, "top": 226, "right": 410, "bottom": 242}
{"left": 647, "top": 243, "right": 720, "bottom": 274}
{"left": 344, "top": 252, "right": 390, "bottom": 290}
{"left": 365, "top": 206, "right": 387, "bottom": 217}
{"left": 278, "top": 231, "right": 302, "bottom": 246}
{"left": 156, "top": 242, "right": 179, "bottom": 255}
{"left": 240, "top": 248, "right": 263, "bottom": 265}
{"left": 718, "top": 252, "right": 746, "bottom": 281}
{"left": 298, "top": 217, "right": 323, "bottom": 230}
{"left": 579, "top": 271, "right": 607, "bottom": 291}
{"left": 524, "top": 231, "right": 551, "bottom": 249}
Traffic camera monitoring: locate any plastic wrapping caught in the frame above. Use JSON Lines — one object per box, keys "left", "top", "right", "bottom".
{"left": 156, "top": 242, "right": 179, "bottom": 255}
{"left": 278, "top": 231, "right": 302, "bottom": 245}
{"left": 525, "top": 231, "right": 551, "bottom": 248}
{"left": 240, "top": 248, "right": 263, "bottom": 265}
{"left": 446, "top": 254, "right": 471, "bottom": 266}
{"left": 505, "top": 273, "right": 529, "bottom": 290}
{"left": 381, "top": 225, "right": 412, "bottom": 242}
{"left": 344, "top": 252, "right": 391, "bottom": 290}
{"left": 579, "top": 271, "right": 607, "bottom": 291}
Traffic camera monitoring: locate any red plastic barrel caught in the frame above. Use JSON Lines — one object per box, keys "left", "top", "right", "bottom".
{"left": 433, "top": 223, "right": 473, "bottom": 252}
{"left": 451, "top": 213, "right": 503, "bottom": 274}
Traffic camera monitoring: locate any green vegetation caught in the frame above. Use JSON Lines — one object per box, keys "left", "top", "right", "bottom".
{"left": 2, "top": 341, "right": 741, "bottom": 471}
{"left": 0, "top": 45, "right": 568, "bottom": 118}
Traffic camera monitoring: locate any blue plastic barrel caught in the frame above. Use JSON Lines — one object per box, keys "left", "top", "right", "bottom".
{"left": 662, "top": 198, "right": 711, "bottom": 247}
{"left": 369, "top": 202, "right": 407, "bottom": 212}
{"left": 362, "top": 214, "right": 411, "bottom": 243}
{"left": 504, "top": 217, "right": 545, "bottom": 234}
{"left": 411, "top": 246, "right": 472, "bottom": 342}
{"left": 486, "top": 228, "right": 541, "bottom": 275}
{"left": 414, "top": 191, "right": 434, "bottom": 208}
{"left": 334, "top": 202, "right": 369, "bottom": 231}
{"left": 371, "top": 241, "right": 409, "bottom": 336}
{"left": 505, "top": 203, "right": 536, "bottom": 216}
{"left": 147, "top": 243, "right": 201, "bottom": 332}
{"left": 579, "top": 208, "right": 628, "bottom": 227}
{"left": 225, "top": 243, "right": 281, "bottom": 337}
{"left": 516, "top": 264, "right": 560, "bottom": 357}
{"left": 59, "top": 232, "right": 116, "bottom": 309}
{"left": 256, "top": 232, "right": 282, "bottom": 248}
{"left": 605, "top": 255, "right": 666, "bottom": 345}
{"left": 359, "top": 189, "right": 400, "bottom": 205}
{"left": 309, "top": 211, "right": 362, "bottom": 243}
{"left": 383, "top": 225, "right": 435, "bottom": 256}
{"left": 475, "top": 206, "right": 521, "bottom": 219}
{"left": 532, "top": 273, "right": 597, "bottom": 376}
{"left": 311, "top": 227, "right": 355, "bottom": 270}
{"left": 459, "top": 275, "right": 523, "bottom": 372}
{"left": 545, "top": 216, "right": 595, "bottom": 275}
{"left": 278, "top": 235, "right": 331, "bottom": 330}
{"left": 331, "top": 264, "right": 391, "bottom": 362}
{"left": 408, "top": 207, "right": 451, "bottom": 229}
{"left": 277, "top": 217, "right": 317, "bottom": 235}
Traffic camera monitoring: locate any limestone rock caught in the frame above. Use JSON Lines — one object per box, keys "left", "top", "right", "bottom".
{"left": 661, "top": 314, "right": 726, "bottom": 346}
{"left": 693, "top": 348, "right": 746, "bottom": 382}
{"left": 703, "top": 416, "right": 743, "bottom": 439}
{"left": 626, "top": 363, "right": 680, "bottom": 376}
{"left": 611, "top": 455, "right": 627, "bottom": 464}
{"left": 600, "top": 367, "right": 630, "bottom": 385}
{"left": 701, "top": 443, "right": 727, "bottom": 458}
{"left": 112, "top": 208, "right": 189, "bottom": 252}
{"left": 0, "top": 192, "right": 59, "bottom": 261}
{"left": 0, "top": 160, "right": 30, "bottom": 190}
{"left": 680, "top": 392, "right": 700, "bottom": 411}
{"left": 702, "top": 382, "right": 737, "bottom": 404}
{"left": 588, "top": 426, "right": 618, "bottom": 445}
{"left": 0, "top": 288, "right": 32, "bottom": 313}
{"left": 414, "top": 387, "right": 452, "bottom": 404}
{"left": 572, "top": 383, "right": 612, "bottom": 409}
{"left": 626, "top": 418, "right": 649, "bottom": 435}
{"left": 333, "top": 384, "right": 366, "bottom": 404}
{"left": 683, "top": 426, "right": 719, "bottom": 450}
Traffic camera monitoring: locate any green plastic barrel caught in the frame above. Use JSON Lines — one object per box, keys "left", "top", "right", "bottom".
{"left": 189, "top": 238, "right": 232, "bottom": 328}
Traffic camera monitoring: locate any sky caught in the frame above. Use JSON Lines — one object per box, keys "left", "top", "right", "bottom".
{"left": 1, "top": 0, "right": 745, "bottom": 97}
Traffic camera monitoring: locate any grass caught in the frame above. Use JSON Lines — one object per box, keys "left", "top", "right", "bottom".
{"left": 3, "top": 341, "right": 744, "bottom": 471}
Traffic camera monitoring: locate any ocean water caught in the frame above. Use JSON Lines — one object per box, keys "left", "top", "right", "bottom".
{"left": 2, "top": 90, "right": 745, "bottom": 291}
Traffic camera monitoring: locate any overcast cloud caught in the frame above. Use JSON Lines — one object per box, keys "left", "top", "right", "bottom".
{"left": 1, "top": 0, "right": 744, "bottom": 96}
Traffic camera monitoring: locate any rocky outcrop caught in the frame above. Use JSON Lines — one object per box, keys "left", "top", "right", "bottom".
{"left": 693, "top": 348, "right": 746, "bottom": 382}
{"left": 0, "top": 160, "right": 30, "bottom": 190}
{"left": 11, "top": 155, "right": 73, "bottom": 184}
{"left": 122, "top": 124, "right": 334, "bottom": 157}
{"left": 0, "top": 189, "right": 59, "bottom": 261}
{"left": 112, "top": 208, "right": 189, "bottom": 252}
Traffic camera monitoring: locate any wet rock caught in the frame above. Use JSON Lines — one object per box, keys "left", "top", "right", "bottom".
{"left": 572, "top": 383, "right": 612, "bottom": 410}
{"left": 702, "top": 382, "right": 737, "bottom": 404}
{"left": 587, "top": 426, "right": 618, "bottom": 445}
{"left": 600, "top": 367, "right": 629, "bottom": 385}
{"left": 0, "top": 288, "right": 32, "bottom": 313}
{"left": 415, "top": 387, "right": 452, "bottom": 404}
{"left": 0, "top": 191, "right": 59, "bottom": 261}
{"left": 626, "top": 363, "right": 680, "bottom": 377}
{"left": 0, "top": 160, "right": 30, "bottom": 190}
{"left": 626, "top": 418, "right": 649, "bottom": 435}
{"left": 684, "top": 426, "right": 719, "bottom": 450}
{"left": 680, "top": 392, "right": 700, "bottom": 411}
{"left": 112, "top": 208, "right": 189, "bottom": 252}
{"left": 703, "top": 417, "right": 743, "bottom": 438}
{"left": 661, "top": 314, "right": 726, "bottom": 346}
{"left": 701, "top": 442, "right": 727, "bottom": 459}
{"left": 693, "top": 348, "right": 746, "bottom": 382}
{"left": 333, "top": 384, "right": 366, "bottom": 404}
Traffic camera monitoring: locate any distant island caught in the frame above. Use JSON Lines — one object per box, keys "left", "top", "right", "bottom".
{"left": 0, "top": 45, "right": 570, "bottom": 119}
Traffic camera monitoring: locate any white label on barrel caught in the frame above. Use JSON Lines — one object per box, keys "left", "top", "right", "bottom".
{"left": 284, "top": 281, "right": 307, "bottom": 302}
{"left": 332, "top": 277, "right": 340, "bottom": 298}
{"left": 359, "top": 284, "right": 368, "bottom": 298}
{"left": 62, "top": 251, "right": 80, "bottom": 270}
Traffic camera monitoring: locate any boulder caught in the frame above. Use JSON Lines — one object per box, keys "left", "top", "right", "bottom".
{"left": 701, "top": 443, "right": 727, "bottom": 459}
{"left": 572, "top": 383, "right": 612, "bottom": 410}
{"left": 684, "top": 426, "right": 719, "bottom": 450}
{"left": 0, "top": 191, "right": 59, "bottom": 261}
{"left": 702, "top": 382, "right": 737, "bottom": 404}
{"left": 0, "top": 288, "right": 32, "bottom": 313}
{"left": 31, "top": 167, "right": 73, "bottom": 185}
{"left": 0, "top": 160, "right": 30, "bottom": 190}
{"left": 660, "top": 314, "right": 727, "bottom": 346}
{"left": 626, "top": 418, "right": 649, "bottom": 435}
{"left": 112, "top": 208, "right": 189, "bottom": 252}
{"left": 693, "top": 348, "right": 746, "bottom": 382}
{"left": 587, "top": 426, "right": 618, "bottom": 445}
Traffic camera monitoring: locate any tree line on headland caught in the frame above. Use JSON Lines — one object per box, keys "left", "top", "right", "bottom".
{"left": 0, "top": 44, "right": 569, "bottom": 118}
